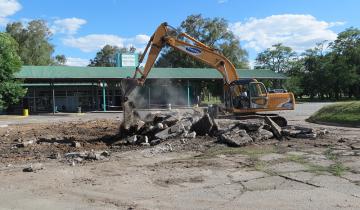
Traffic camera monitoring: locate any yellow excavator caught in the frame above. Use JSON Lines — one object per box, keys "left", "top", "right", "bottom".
{"left": 123, "top": 22, "right": 295, "bottom": 125}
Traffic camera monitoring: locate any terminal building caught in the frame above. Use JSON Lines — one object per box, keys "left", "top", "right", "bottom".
{"left": 8, "top": 53, "right": 287, "bottom": 113}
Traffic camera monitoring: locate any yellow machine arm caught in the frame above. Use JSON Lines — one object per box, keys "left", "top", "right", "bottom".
{"left": 126, "top": 22, "right": 295, "bottom": 117}
{"left": 133, "top": 22, "right": 239, "bottom": 85}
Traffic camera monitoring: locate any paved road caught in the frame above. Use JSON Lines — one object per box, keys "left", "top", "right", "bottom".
{"left": 0, "top": 112, "right": 122, "bottom": 126}
{"left": 265, "top": 102, "right": 334, "bottom": 123}
{"left": 0, "top": 102, "right": 333, "bottom": 126}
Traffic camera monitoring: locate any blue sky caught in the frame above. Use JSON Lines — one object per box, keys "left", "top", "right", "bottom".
{"left": 0, "top": 0, "right": 359, "bottom": 67}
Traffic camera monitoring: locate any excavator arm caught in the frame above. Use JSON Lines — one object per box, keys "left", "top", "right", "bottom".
{"left": 123, "top": 22, "right": 295, "bottom": 116}
{"left": 132, "top": 22, "right": 239, "bottom": 85}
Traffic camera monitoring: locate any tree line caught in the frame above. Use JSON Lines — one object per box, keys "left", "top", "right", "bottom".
{"left": 255, "top": 28, "right": 360, "bottom": 100}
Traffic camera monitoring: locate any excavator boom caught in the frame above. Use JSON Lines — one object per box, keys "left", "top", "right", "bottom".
{"left": 123, "top": 22, "right": 295, "bottom": 115}
{"left": 132, "top": 22, "right": 238, "bottom": 85}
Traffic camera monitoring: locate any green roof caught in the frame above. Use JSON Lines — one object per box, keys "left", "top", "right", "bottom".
{"left": 16, "top": 66, "right": 286, "bottom": 81}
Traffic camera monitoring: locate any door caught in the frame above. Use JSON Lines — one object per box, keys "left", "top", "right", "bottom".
{"left": 249, "top": 82, "right": 268, "bottom": 109}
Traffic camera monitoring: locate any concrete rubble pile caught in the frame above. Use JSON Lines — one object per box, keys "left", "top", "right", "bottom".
{"left": 119, "top": 104, "right": 328, "bottom": 147}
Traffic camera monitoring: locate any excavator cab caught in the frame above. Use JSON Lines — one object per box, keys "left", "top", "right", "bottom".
{"left": 228, "top": 79, "right": 269, "bottom": 113}
{"left": 249, "top": 82, "right": 268, "bottom": 109}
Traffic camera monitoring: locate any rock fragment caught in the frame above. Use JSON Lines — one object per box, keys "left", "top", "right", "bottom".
{"left": 23, "top": 163, "right": 44, "bottom": 172}
{"left": 72, "top": 141, "right": 81, "bottom": 148}
{"left": 264, "top": 116, "right": 282, "bottom": 140}
{"left": 237, "top": 119, "right": 264, "bottom": 131}
{"left": 350, "top": 143, "right": 360, "bottom": 150}
{"left": 17, "top": 139, "right": 36, "bottom": 148}
{"left": 191, "top": 113, "right": 213, "bottom": 136}
{"left": 219, "top": 127, "right": 253, "bottom": 147}
{"left": 185, "top": 131, "right": 196, "bottom": 139}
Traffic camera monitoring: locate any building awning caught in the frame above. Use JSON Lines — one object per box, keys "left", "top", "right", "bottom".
{"left": 16, "top": 66, "right": 287, "bottom": 82}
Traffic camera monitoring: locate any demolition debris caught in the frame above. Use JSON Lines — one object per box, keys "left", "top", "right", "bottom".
{"left": 118, "top": 102, "right": 327, "bottom": 148}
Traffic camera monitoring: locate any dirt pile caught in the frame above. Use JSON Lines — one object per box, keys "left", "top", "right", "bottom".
{"left": 0, "top": 119, "right": 119, "bottom": 164}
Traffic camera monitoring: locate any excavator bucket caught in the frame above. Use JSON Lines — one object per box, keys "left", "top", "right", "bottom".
{"left": 120, "top": 78, "right": 140, "bottom": 134}
{"left": 120, "top": 78, "right": 139, "bottom": 101}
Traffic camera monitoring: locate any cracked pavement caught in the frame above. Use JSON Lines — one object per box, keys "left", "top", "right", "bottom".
{"left": 0, "top": 103, "right": 359, "bottom": 209}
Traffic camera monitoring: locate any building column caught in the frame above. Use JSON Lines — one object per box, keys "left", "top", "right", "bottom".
{"left": 65, "top": 89, "right": 68, "bottom": 112}
{"left": 33, "top": 88, "right": 36, "bottom": 113}
{"left": 148, "top": 86, "right": 151, "bottom": 109}
{"left": 91, "top": 83, "right": 95, "bottom": 110}
{"left": 51, "top": 82, "right": 55, "bottom": 115}
{"left": 96, "top": 84, "right": 99, "bottom": 110}
{"left": 187, "top": 80, "right": 190, "bottom": 107}
{"left": 102, "top": 81, "right": 106, "bottom": 112}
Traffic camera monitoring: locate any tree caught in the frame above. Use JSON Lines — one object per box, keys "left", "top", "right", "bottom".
{"left": 255, "top": 43, "right": 297, "bottom": 73}
{"left": 0, "top": 33, "right": 27, "bottom": 110}
{"left": 54, "top": 54, "right": 66, "bottom": 65}
{"left": 6, "top": 20, "right": 55, "bottom": 65}
{"left": 89, "top": 45, "right": 137, "bottom": 67}
{"left": 329, "top": 28, "right": 360, "bottom": 98}
{"left": 155, "top": 14, "right": 248, "bottom": 68}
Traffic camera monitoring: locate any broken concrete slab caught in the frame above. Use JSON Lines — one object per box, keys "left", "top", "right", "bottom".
{"left": 248, "top": 129, "right": 274, "bottom": 141}
{"left": 296, "top": 133, "right": 317, "bottom": 139}
{"left": 219, "top": 128, "right": 253, "bottom": 147}
{"left": 169, "top": 123, "right": 185, "bottom": 134}
{"left": 237, "top": 119, "right": 265, "bottom": 131}
{"left": 282, "top": 125, "right": 319, "bottom": 139}
{"left": 64, "top": 152, "right": 87, "bottom": 158}
{"left": 162, "top": 116, "right": 179, "bottom": 127}
{"left": 155, "top": 127, "right": 180, "bottom": 140}
{"left": 121, "top": 101, "right": 141, "bottom": 131}
{"left": 153, "top": 113, "right": 171, "bottom": 124}
{"left": 191, "top": 113, "right": 213, "bottom": 136}
{"left": 264, "top": 116, "right": 282, "bottom": 140}
{"left": 213, "top": 119, "right": 239, "bottom": 133}
{"left": 350, "top": 143, "right": 360, "bottom": 150}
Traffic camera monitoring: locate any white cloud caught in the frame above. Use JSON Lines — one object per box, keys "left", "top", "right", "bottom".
{"left": 0, "top": 0, "right": 22, "bottom": 26}
{"left": 51, "top": 17, "right": 87, "bottom": 34}
{"left": 218, "top": 0, "right": 228, "bottom": 4}
{"left": 63, "top": 34, "right": 150, "bottom": 53}
{"left": 63, "top": 34, "right": 125, "bottom": 52}
{"left": 65, "top": 57, "right": 89, "bottom": 66}
{"left": 230, "top": 14, "right": 345, "bottom": 52}
{"left": 134, "top": 34, "right": 150, "bottom": 44}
